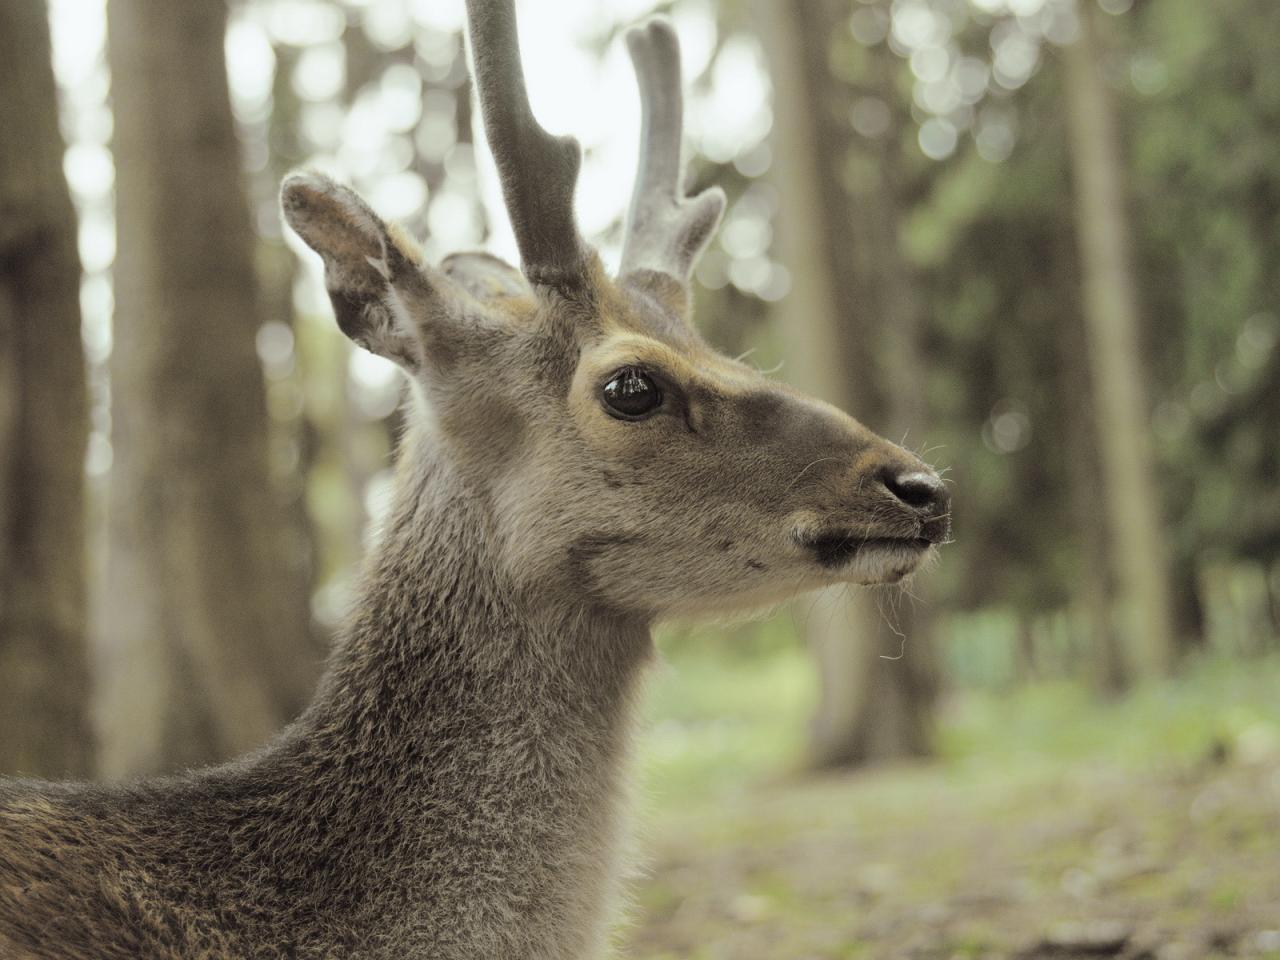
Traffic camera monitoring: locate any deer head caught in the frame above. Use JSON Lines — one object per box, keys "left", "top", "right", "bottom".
{"left": 280, "top": 1, "right": 949, "bottom": 622}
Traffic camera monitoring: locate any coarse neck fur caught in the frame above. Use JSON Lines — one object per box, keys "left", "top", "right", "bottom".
{"left": 286, "top": 427, "right": 654, "bottom": 957}
{"left": 0, "top": 423, "right": 654, "bottom": 960}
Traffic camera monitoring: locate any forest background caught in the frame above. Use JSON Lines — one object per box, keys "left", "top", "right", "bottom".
{"left": 1, "top": 0, "right": 1278, "bottom": 956}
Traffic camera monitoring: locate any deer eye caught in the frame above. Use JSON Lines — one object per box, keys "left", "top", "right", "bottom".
{"left": 602, "top": 367, "right": 663, "bottom": 419}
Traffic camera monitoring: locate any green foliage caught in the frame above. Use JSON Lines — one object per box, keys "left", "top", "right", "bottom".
{"left": 856, "top": 0, "right": 1280, "bottom": 640}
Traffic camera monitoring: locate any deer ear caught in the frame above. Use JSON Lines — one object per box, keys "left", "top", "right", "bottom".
{"left": 441, "top": 252, "right": 529, "bottom": 301}
{"left": 280, "top": 171, "right": 422, "bottom": 370}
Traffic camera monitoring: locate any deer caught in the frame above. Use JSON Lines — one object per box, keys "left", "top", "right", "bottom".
{"left": 0, "top": 2, "right": 950, "bottom": 957}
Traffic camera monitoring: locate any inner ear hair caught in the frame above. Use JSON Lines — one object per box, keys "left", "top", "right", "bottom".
{"left": 281, "top": 172, "right": 412, "bottom": 289}
{"left": 281, "top": 171, "right": 422, "bottom": 369}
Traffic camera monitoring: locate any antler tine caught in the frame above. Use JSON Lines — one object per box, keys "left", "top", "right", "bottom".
{"left": 464, "top": 0, "right": 585, "bottom": 287}
{"left": 620, "top": 19, "right": 726, "bottom": 286}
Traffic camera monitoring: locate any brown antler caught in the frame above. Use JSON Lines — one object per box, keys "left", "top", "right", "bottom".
{"left": 619, "top": 19, "right": 725, "bottom": 286}
{"left": 464, "top": 0, "right": 585, "bottom": 287}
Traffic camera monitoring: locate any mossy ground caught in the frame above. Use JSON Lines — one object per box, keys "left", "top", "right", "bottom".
{"left": 621, "top": 643, "right": 1280, "bottom": 959}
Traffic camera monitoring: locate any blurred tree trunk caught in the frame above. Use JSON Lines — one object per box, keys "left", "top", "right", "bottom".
{"left": 258, "top": 43, "right": 328, "bottom": 644}
{"left": 1014, "top": 617, "right": 1038, "bottom": 683}
{"left": 99, "top": 0, "right": 318, "bottom": 777}
{"left": 1062, "top": 4, "right": 1177, "bottom": 678}
{"left": 1169, "top": 559, "right": 1206, "bottom": 655}
{"left": 1268, "top": 561, "right": 1280, "bottom": 642}
{"left": 0, "top": 0, "right": 94, "bottom": 777}
{"left": 1053, "top": 232, "right": 1127, "bottom": 694}
{"left": 762, "top": 0, "right": 936, "bottom": 767}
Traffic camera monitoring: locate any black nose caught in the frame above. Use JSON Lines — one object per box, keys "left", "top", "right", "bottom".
{"left": 883, "top": 470, "right": 950, "bottom": 524}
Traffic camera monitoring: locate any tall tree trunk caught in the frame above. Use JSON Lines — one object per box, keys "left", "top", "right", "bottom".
{"left": 1268, "top": 560, "right": 1280, "bottom": 644}
{"left": 1169, "top": 556, "right": 1207, "bottom": 656}
{"left": 761, "top": 0, "right": 936, "bottom": 766}
{"left": 1053, "top": 231, "right": 1127, "bottom": 694}
{"left": 0, "top": 0, "right": 94, "bottom": 777}
{"left": 1062, "top": 4, "right": 1177, "bottom": 678}
{"left": 98, "top": 0, "right": 318, "bottom": 777}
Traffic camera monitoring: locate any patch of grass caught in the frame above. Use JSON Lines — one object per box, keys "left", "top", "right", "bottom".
{"left": 627, "top": 641, "right": 1280, "bottom": 960}
{"left": 639, "top": 638, "right": 1280, "bottom": 817}
{"left": 936, "top": 652, "right": 1280, "bottom": 774}
{"left": 1209, "top": 883, "right": 1245, "bottom": 910}
{"left": 640, "top": 620, "right": 815, "bottom": 810}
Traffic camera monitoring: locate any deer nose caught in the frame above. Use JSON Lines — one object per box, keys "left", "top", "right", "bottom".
{"left": 882, "top": 470, "right": 950, "bottom": 535}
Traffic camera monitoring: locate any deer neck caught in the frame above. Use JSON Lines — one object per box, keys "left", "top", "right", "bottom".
{"left": 286, "top": 434, "right": 653, "bottom": 953}
{"left": 311, "top": 437, "right": 653, "bottom": 734}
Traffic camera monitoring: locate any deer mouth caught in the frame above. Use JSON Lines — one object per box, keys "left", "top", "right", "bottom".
{"left": 798, "top": 531, "right": 934, "bottom": 575}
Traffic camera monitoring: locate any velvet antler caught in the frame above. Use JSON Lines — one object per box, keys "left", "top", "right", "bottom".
{"left": 464, "top": 0, "right": 586, "bottom": 288}
{"left": 619, "top": 19, "right": 725, "bottom": 291}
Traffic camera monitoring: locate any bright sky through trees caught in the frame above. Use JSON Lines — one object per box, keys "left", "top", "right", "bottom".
{"left": 49, "top": 0, "right": 780, "bottom": 434}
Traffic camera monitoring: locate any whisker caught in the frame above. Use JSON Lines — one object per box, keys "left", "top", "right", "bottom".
{"left": 879, "top": 635, "right": 908, "bottom": 661}
{"left": 757, "top": 358, "right": 785, "bottom": 377}
{"left": 785, "top": 457, "right": 843, "bottom": 492}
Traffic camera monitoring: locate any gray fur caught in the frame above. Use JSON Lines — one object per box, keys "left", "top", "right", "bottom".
{"left": 1, "top": 441, "right": 647, "bottom": 959}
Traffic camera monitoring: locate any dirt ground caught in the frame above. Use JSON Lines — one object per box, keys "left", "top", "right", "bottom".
{"left": 622, "top": 750, "right": 1280, "bottom": 959}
